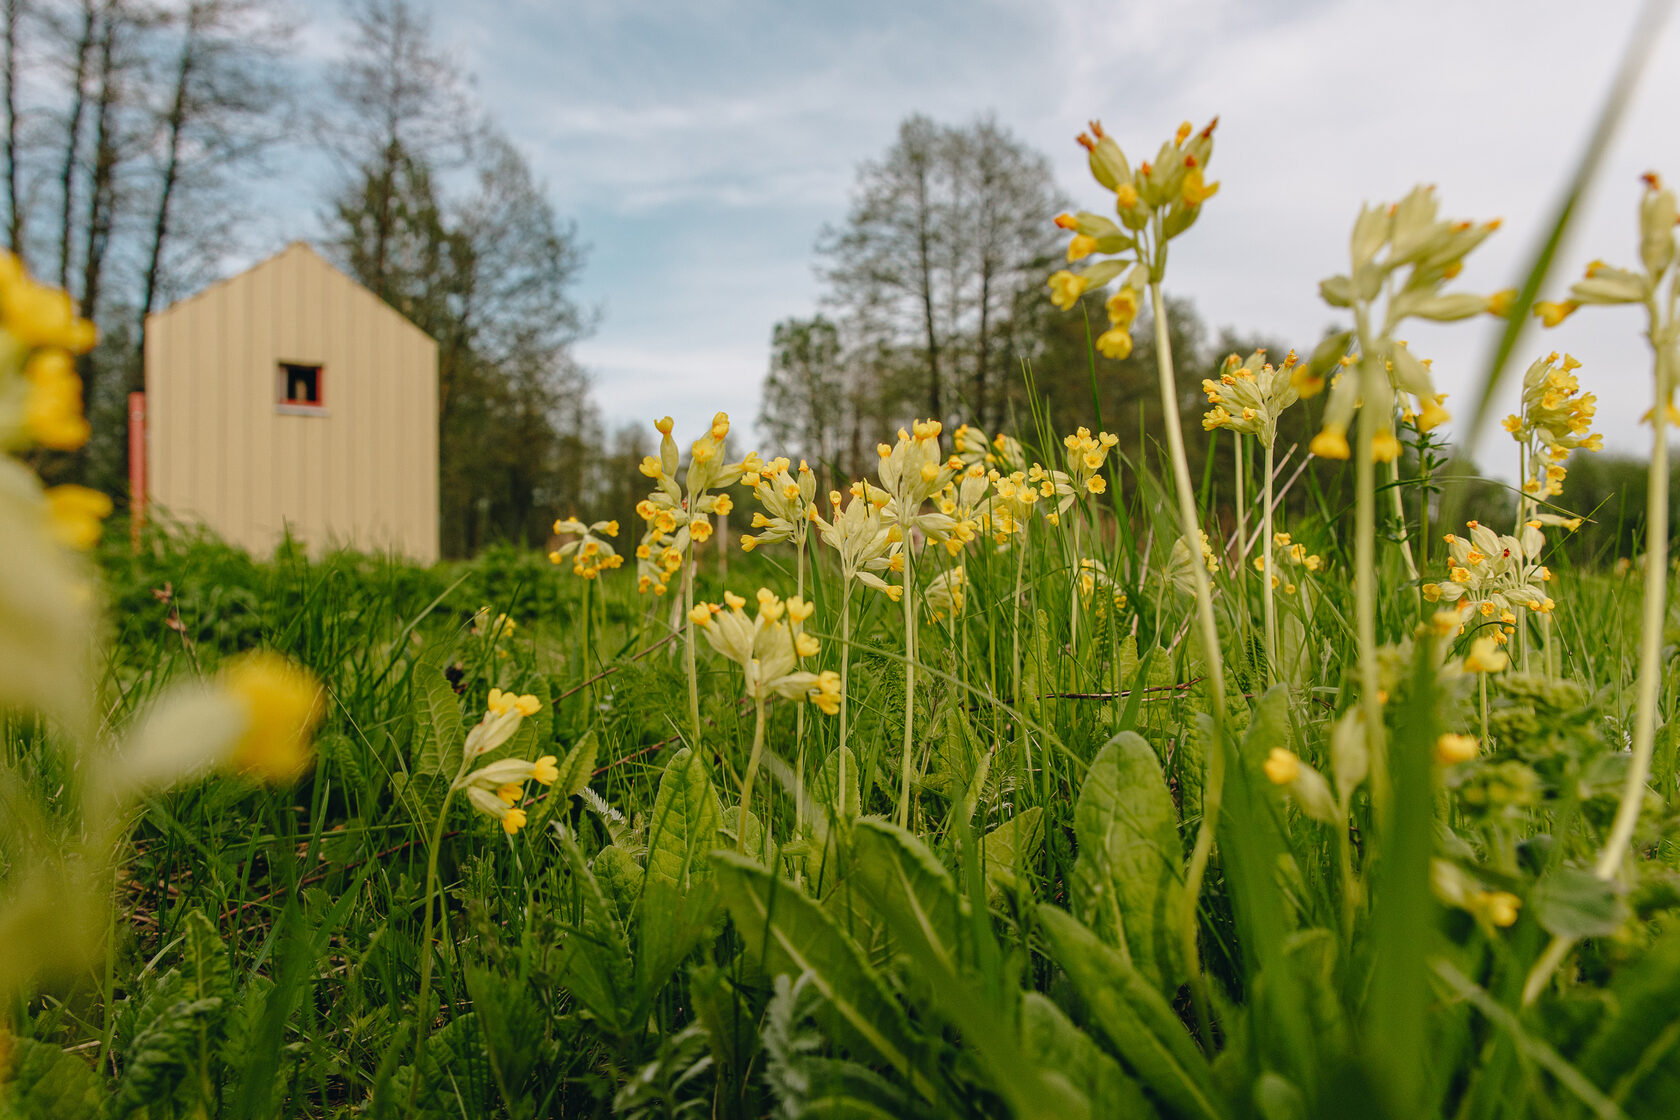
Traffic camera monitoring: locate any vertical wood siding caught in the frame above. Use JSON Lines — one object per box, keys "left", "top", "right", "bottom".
{"left": 144, "top": 242, "right": 439, "bottom": 563}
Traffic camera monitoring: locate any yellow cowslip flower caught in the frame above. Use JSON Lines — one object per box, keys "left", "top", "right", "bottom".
{"left": 0, "top": 252, "right": 97, "bottom": 353}
{"left": 1432, "top": 520, "right": 1553, "bottom": 627}
{"left": 922, "top": 566, "right": 966, "bottom": 623}
{"left": 1047, "top": 270, "right": 1090, "bottom": 310}
{"left": 1310, "top": 425, "right": 1351, "bottom": 460}
{"left": 221, "top": 651, "right": 325, "bottom": 783}
{"left": 550, "top": 516, "right": 625, "bottom": 579}
{"left": 22, "top": 349, "right": 90, "bottom": 450}
{"left": 1165, "top": 529, "right": 1220, "bottom": 595}
{"left": 1200, "top": 350, "right": 1301, "bottom": 446}
{"left": 744, "top": 456, "right": 817, "bottom": 552}
{"left": 1263, "top": 748, "right": 1300, "bottom": 785}
{"left": 45, "top": 485, "right": 112, "bottom": 550}
{"left": 1096, "top": 328, "right": 1133, "bottom": 360}
{"left": 634, "top": 414, "right": 754, "bottom": 595}
{"left": 1534, "top": 300, "right": 1580, "bottom": 327}
{"left": 1067, "top": 234, "right": 1097, "bottom": 262}
{"left": 1371, "top": 429, "right": 1401, "bottom": 463}
{"left": 694, "top": 587, "right": 839, "bottom": 712}
{"left": 1462, "top": 636, "right": 1509, "bottom": 674}
{"left": 1485, "top": 289, "right": 1517, "bottom": 318}
{"left": 1434, "top": 733, "right": 1479, "bottom": 766}
{"left": 495, "top": 782, "right": 523, "bottom": 805}
{"left": 1475, "top": 891, "right": 1521, "bottom": 928}
{"left": 1505, "top": 352, "right": 1599, "bottom": 499}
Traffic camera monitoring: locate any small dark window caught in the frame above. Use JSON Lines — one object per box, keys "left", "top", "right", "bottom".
{"left": 279, "top": 362, "right": 322, "bottom": 406}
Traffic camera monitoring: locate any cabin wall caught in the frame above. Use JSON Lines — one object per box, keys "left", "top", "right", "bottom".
{"left": 145, "top": 245, "right": 439, "bottom": 563}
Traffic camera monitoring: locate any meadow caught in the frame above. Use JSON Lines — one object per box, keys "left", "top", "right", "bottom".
{"left": 4, "top": 112, "right": 1680, "bottom": 1120}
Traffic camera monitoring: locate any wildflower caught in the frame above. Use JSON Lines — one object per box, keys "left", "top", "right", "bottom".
{"left": 21, "top": 349, "right": 90, "bottom": 450}
{"left": 1165, "top": 529, "right": 1220, "bottom": 595}
{"left": 694, "top": 587, "right": 839, "bottom": 711}
{"left": 221, "top": 651, "right": 326, "bottom": 782}
{"left": 813, "top": 484, "right": 902, "bottom": 599}
{"left": 0, "top": 252, "right": 98, "bottom": 354}
{"left": 44, "top": 485, "right": 112, "bottom": 550}
{"left": 1504, "top": 352, "right": 1599, "bottom": 500}
{"left": 1434, "top": 732, "right": 1479, "bottom": 766}
{"left": 1463, "top": 636, "right": 1509, "bottom": 674}
{"left": 1431, "top": 521, "right": 1552, "bottom": 630}
{"left": 1047, "top": 269, "right": 1090, "bottom": 310}
{"left": 549, "top": 516, "right": 625, "bottom": 580}
{"left": 745, "top": 457, "right": 818, "bottom": 552}
{"left": 1200, "top": 350, "right": 1301, "bottom": 445}
{"left": 633, "top": 413, "right": 756, "bottom": 596}
{"left": 462, "top": 688, "right": 542, "bottom": 759}
{"left": 1264, "top": 748, "right": 1300, "bottom": 785}
{"left": 923, "top": 566, "right": 966, "bottom": 623}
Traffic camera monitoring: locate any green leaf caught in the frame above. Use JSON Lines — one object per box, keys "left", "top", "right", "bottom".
{"left": 712, "top": 851, "right": 934, "bottom": 1104}
{"left": 0, "top": 1037, "right": 101, "bottom": 1120}
{"left": 593, "top": 843, "right": 645, "bottom": 926}
{"left": 1068, "top": 731, "right": 1186, "bottom": 994}
{"left": 982, "top": 807, "right": 1044, "bottom": 899}
{"left": 1531, "top": 866, "right": 1628, "bottom": 940}
{"left": 1037, "top": 905, "right": 1221, "bottom": 1120}
{"left": 1021, "top": 992, "right": 1156, "bottom": 1120}
{"left": 552, "top": 728, "right": 598, "bottom": 801}
{"left": 813, "top": 745, "right": 861, "bottom": 820}
{"left": 554, "top": 828, "right": 635, "bottom": 1034}
{"left": 411, "top": 662, "right": 462, "bottom": 778}
{"left": 1576, "top": 925, "right": 1680, "bottom": 1115}
{"left": 647, "top": 747, "right": 722, "bottom": 891}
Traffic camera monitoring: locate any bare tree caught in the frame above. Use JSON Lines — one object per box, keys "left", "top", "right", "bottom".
{"left": 132, "top": 0, "right": 294, "bottom": 388}
{"left": 326, "top": 0, "right": 472, "bottom": 302}
{"left": 2, "top": 0, "right": 25, "bottom": 256}
{"left": 817, "top": 114, "right": 1063, "bottom": 432}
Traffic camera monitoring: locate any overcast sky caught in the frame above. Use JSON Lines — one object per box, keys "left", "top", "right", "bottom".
{"left": 299, "top": 0, "right": 1680, "bottom": 479}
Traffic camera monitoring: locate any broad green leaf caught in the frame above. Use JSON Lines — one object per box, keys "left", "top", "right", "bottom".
{"left": 850, "top": 820, "right": 966, "bottom": 977}
{"left": 0, "top": 1037, "right": 101, "bottom": 1120}
{"left": 410, "top": 662, "right": 462, "bottom": 778}
{"left": 1068, "top": 731, "right": 1186, "bottom": 994}
{"left": 552, "top": 728, "right": 598, "bottom": 801}
{"left": 982, "top": 807, "right": 1044, "bottom": 899}
{"left": 1037, "top": 905, "right": 1221, "bottom": 1120}
{"left": 554, "top": 827, "right": 634, "bottom": 1034}
{"left": 637, "top": 875, "right": 721, "bottom": 1005}
{"left": 592, "top": 843, "right": 644, "bottom": 926}
{"left": 1021, "top": 991, "right": 1156, "bottom": 1120}
{"left": 646, "top": 747, "right": 721, "bottom": 891}
{"left": 1577, "top": 925, "right": 1680, "bottom": 1115}
{"left": 1531, "top": 866, "right": 1627, "bottom": 940}
{"left": 814, "top": 745, "right": 861, "bottom": 820}
{"left": 712, "top": 851, "right": 934, "bottom": 1104}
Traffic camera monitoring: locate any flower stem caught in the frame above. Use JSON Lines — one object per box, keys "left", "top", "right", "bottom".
{"left": 738, "top": 693, "right": 767, "bottom": 853}
{"left": 1596, "top": 340, "right": 1670, "bottom": 881}
{"left": 683, "top": 553, "right": 701, "bottom": 748}
{"left": 408, "top": 787, "right": 456, "bottom": 1116}
{"left": 1234, "top": 435, "right": 1251, "bottom": 675}
{"left": 1355, "top": 358, "right": 1391, "bottom": 829}
{"left": 1149, "top": 280, "right": 1225, "bottom": 1049}
{"left": 1262, "top": 440, "right": 1278, "bottom": 687}
{"left": 897, "top": 538, "right": 918, "bottom": 828}
{"left": 838, "top": 583, "right": 851, "bottom": 816}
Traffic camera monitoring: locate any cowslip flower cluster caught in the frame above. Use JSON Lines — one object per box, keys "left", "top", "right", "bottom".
{"left": 1166, "top": 529, "right": 1220, "bottom": 595}
{"left": 549, "top": 517, "right": 623, "bottom": 579}
{"left": 932, "top": 463, "right": 989, "bottom": 556}
{"left": 813, "top": 484, "right": 903, "bottom": 600}
{"left": 633, "top": 413, "right": 750, "bottom": 594}
{"left": 1502, "top": 352, "right": 1601, "bottom": 499}
{"left": 1078, "top": 557, "right": 1127, "bottom": 613}
{"left": 1423, "top": 521, "right": 1555, "bottom": 643}
{"left": 1535, "top": 176, "right": 1678, "bottom": 412}
{"left": 987, "top": 468, "right": 1045, "bottom": 542}
{"left": 740, "top": 456, "right": 816, "bottom": 553}
{"left": 1201, "top": 350, "right": 1301, "bottom": 446}
{"left": 922, "top": 566, "right": 966, "bottom": 624}
{"left": 691, "top": 589, "right": 841, "bottom": 714}
{"left": 1253, "top": 532, "right": 1325, "bottom": 596}
{"left": 877, "top": 420, "right": 963, "bottom": 545}
{"left": 1062, "top": 427, "right": 1119, "bottom": 495}
{"left": 471, "top": 607, "right": 518, "bottom": 659}
{"left": 1047, "top": 117, "right": 1221, "bottom": 357}
{"left": 453, "top": 689, "right": 556, "bottom": 835}
{"left": 1308, "top": 186, "right": 1503, "bottom": 460}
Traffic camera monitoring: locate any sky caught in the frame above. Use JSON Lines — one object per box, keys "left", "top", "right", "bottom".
{"left": 295, "top": 0, "right": 1680, "bottom": 478}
